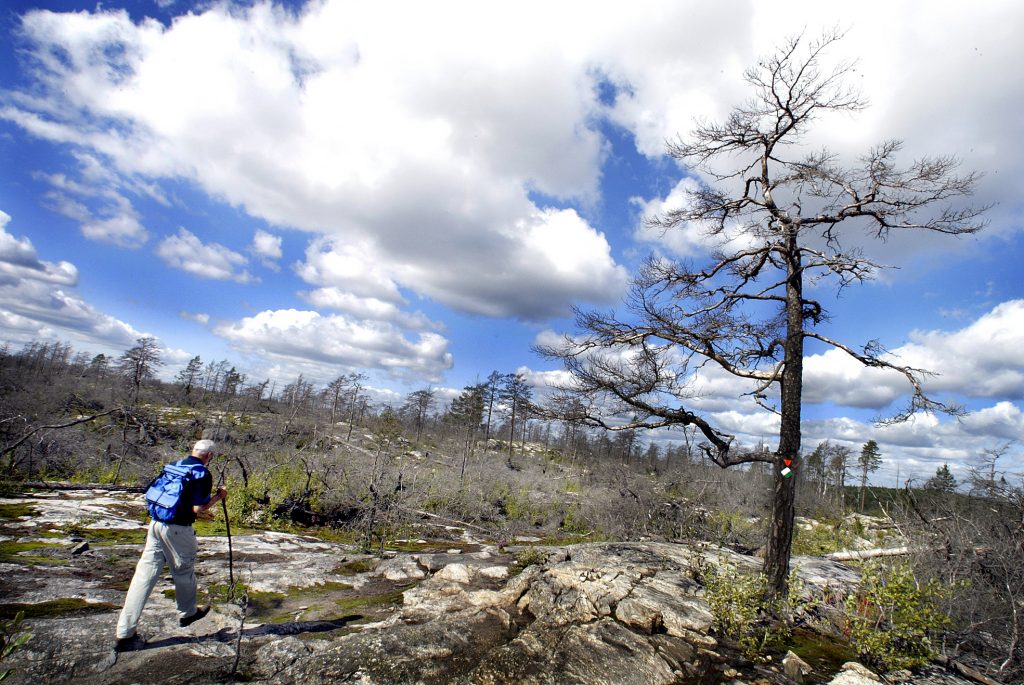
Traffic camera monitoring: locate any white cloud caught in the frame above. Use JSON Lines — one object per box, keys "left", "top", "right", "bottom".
{"left": 43, "top": 192, "right": 92, "bottom": 223}
{"left": 178, "top": 310, "right": 210, "bottom": 325}
{"left": 897, "top": 300, "right": 1024, "bottom": 399}
{"left": 958, "top": 401, "right": 1024, "bottom": 442}
{"left": 250, "top": 228, "right": 282, "bottom": 270}
{"left": 0, "top": 272, "right": 143, "bottom": 350}
{"left": 155, "top": 228, "right": 255, "bottom": 284}
{"left": 708, "top": 409, "right": 781, "bottom": 442}
{"left": 385, "top": 207, "right": 627, "bottom": 319}
{"left": 0, "top": 213, "right": 144, "bottom": 349}
{"left": 295, "top": 239, "right": 403, "bottom": 304}
{"left": 802, "top": 407, "right": 1024, "bottom": 487}
{"left": 213, "top": 308, "right": 453, "bottom": 383}
{"left": 521, "top": 366, "right": 577, "bottom": 392}
{"left": 534, "top": 299, "right": 1024, "bottom": 484}
{"left": 33, "top": 154, "right": 152, "bottom": 248}
{"left": 4, "top": 2, "right": 630, "bottom": 321}
{"left": 298, "top": 287, "right": 440, "bottom": 331}
{"left": 8, "top": 2, "right": 1020, "bottom": 321}
{"left": 632, "top": 177, "right": 760, "bottom": 258}
{"left": 81, "top": 211, "right": 148, "bottom": 248}
{"left": 801, "top": 300, "right": 1024, "bottom": 409}
{"left": 0, "top": 211, "right": 79, "bottom": 286}
{"left": 4, "top": 0, "right": 1023, "bottom": 415}
{"left": 158, "top": 344, "right": 195, "bottom": 371}
{"left": 803, "top": 348, "right": 908, "bottom": 408}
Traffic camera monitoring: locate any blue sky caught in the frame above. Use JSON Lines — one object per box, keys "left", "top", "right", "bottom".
{"left": 1, "top": 0, "right": 1023, "bottom": 485}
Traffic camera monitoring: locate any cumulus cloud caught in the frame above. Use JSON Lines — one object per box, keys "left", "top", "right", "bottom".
{"left": 385, "top": 207, "right": 627, "bottom": 319}
{"left": 213, "top": 308, "right": 453, "bottom": 382}
{"left": 156, "top": 228, "right": 255, "bottom": 284}
{"left": 3, "top": 2, "right": 631, "bottom": 321}
{"left": 250, "top": 228, "right": 282, "bottom": 270}
{"left": 897, "top": 300, "right": 1024, "bottom": 398}
{"left": 0, "top": 211, "right": 145, "bottom": 348}
{"left": 0, "top": 211, "right": 79, "bottom": 286}
{"left": 7, "top": 1, "right": 1020, "bottom": 322}
{"left": 295, "top": 239, "right": 403, "bottom": 304}
{"left": 81, "top": 211, "right": 148, "bottom": 248}
{"left": 958, "top": 401, "right": 1024, "bottom": 442}
{"left": 534, "top": 298, "right": 1024, "bottom": 484}
{"left": 5, "top": 0, "right": 1024, "bottom": 405}
{"left": 632, "top": 177, "right": 761, "bottom": 258}
{"left": 298, "top": 287, "right": 440, "bottom": 331}
{"left": 802, "top": 348, "right": 908, "bottom": 408}
{"left": 803, "top": 407, "right": 1024, "bottom": 487}
{"left": 0, "top": 271, "right": 142, "bottom": 350}
{"left": 801, "top": 300, "right": 1024, "bottom": 409}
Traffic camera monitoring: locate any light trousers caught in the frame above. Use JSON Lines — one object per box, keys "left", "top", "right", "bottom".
{"left": 116, "top": 520, "right": 198, "bottom": 639}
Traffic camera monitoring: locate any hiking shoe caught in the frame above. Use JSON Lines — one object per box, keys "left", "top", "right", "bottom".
{"left": 113, "top": 635, "right": 144, "bottom": 653}
{"left": 179, "top": 605, "right": 211, "bottom": 628}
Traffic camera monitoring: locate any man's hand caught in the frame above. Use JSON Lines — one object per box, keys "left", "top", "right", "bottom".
{"left": 195, "top": 487, "right": 228, "bottom": 513}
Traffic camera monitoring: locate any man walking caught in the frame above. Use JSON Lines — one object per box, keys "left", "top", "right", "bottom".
{"left": 114, "top": 439, "right": 227, "bottom": 652}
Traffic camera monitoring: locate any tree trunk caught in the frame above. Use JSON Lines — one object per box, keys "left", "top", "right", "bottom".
{"left": 506, "top": 402, "right": 518, "bottom": 469}
{"left": 764, "top": 231, "right": 802, "bottom": 599}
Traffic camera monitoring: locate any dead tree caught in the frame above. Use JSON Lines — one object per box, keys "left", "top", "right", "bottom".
{"left": 538, "top": 30, "right": 985, "bottom": 598}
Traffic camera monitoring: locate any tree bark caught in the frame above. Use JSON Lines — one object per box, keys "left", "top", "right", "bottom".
{"left": 764, "top": 230, "right": 802, "bottom": 599}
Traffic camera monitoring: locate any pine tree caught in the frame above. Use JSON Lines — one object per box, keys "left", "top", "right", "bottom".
{"left": 500, "top": 372, "right": 533, "bottom": 469}
{"left": 482, "top": 371, "right": 503, "bottom": 442}
{"left": 176, "top": 355, "right": 203, "bottom": 397}
{"left": 858, "top": 440, "right": 883, "bottom": 512}
{"left": 446, "top": 384, "right": 486, "bottom": 486}
{"left": 119, "top": 337, "right": 162, "bottom": 405}
{"left": 925, "top": 464, "right": 957, "bottom": 493}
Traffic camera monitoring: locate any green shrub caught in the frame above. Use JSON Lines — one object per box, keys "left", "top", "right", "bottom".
{"left": 560, "top": 505, "right": 590, "bottom": 534}
{"left": 706, "top": 511, "right": 761, "bottom": 548}
{"left": 489, "top": 483, "right": 545, "bottom": 526}
{"left": 844, "top": 561, "right": 951, "bottom": 671}
{"left": 696, "top": 559, "right": 818, "bottom": 660}
{"left": 1, "top": 610, "right": 31, "bottom": 682}
{"left": 225, "top": 477, "right": 263, "bottom": 524}
{"left": 791, "top": 520, "right": 857, "bottom": 556}
{"left": 509, "top": 547, "right": 548, "bottom": 576}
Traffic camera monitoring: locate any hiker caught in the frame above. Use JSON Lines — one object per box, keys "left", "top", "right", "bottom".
{"left": 114, "top": 439, "right": 227, "bottom": 652}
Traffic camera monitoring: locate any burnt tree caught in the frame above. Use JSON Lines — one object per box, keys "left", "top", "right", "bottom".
{"left": 538, "top": 31, "right": 984, "bottom": 598}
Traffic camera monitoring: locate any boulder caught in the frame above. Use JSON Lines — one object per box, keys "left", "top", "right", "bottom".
{"left": 432, "top": 562, "right": 473, "bottom": 584}
{"left": 827, "top": 662, "right": 883, "bottom": 685}
{"left": 783, "top": 650, "right": 813, "bottom": 683}
{"left": 375, "top": 555, "right": 427, "bottom": 582}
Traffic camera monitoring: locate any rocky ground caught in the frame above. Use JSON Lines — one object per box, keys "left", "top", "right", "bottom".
{"left": 0, "top": 489, "right": 984, "bottom": 685}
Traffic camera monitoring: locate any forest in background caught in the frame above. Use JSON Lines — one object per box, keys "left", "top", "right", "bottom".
{"left": 0, "top": 336, "right": 1021, "bottom": 681}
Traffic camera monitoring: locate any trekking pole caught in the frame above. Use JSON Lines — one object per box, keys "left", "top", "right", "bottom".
{"left": 217, "top": 466, "right": 235, "bottom": 594}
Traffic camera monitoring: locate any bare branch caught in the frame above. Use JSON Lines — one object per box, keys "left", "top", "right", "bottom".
{"left": 804, "top": 332, "right": 964, "bottom": 422}
{"left": 1, "top": 408, "right": 120, "bottom": 460}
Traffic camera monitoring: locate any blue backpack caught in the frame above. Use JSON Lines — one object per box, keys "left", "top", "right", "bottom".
{"left": 145, "top": 461, "right": 207, "bottom": 522}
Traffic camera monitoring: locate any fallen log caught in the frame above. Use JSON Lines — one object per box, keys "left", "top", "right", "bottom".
{"left": 824, "top": 546, "right": 915, "bottom": 561}
{"left": 16, "top": 481, "right": 146, "bottom": 493}
{"left": 935, "top": 656, "right": 1005, "bottom": 685}
{"left": 396, "top": 506, "right": 496, "bottom": 536}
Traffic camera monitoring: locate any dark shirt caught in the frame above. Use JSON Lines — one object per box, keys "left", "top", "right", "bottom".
{"left": 168, "top": 456, "right": 212, "bottom": 526}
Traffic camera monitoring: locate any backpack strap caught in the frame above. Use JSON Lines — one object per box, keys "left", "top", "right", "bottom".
{"left": 166, "top": 461, "right": 207, "bottom": 479}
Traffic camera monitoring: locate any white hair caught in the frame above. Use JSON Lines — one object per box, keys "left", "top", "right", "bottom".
{"left": 192, "top": 439, "right": 217, "bottom": 456}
